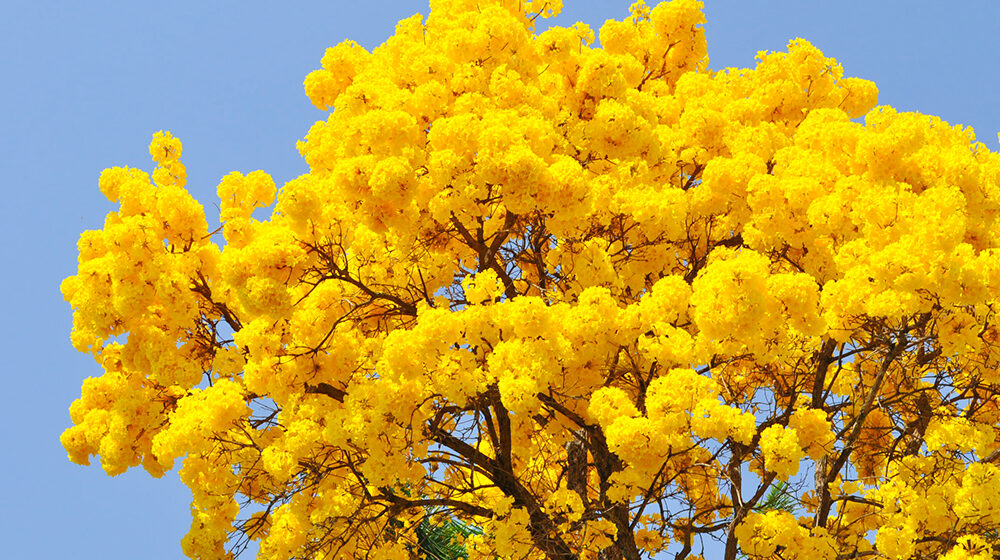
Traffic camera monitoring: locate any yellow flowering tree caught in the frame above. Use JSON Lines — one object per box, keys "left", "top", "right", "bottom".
{"left": 61, "top": 1, "right": 1000, "bottom": 559}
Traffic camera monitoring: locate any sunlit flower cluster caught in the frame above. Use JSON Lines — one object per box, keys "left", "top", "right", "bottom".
{"left": 61, "top": 0, "right": 1000, "bottom": 559}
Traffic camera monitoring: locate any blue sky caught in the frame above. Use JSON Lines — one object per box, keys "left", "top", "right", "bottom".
{"left": 1, "top": 1, "right": 997, "bottom": 559}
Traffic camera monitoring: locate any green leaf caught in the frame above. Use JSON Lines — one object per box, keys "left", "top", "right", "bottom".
{"left": 412, "top": 507, "right": 483, "bottom": 560}
{"left": 753, "top": 480, "right": 798, "bottom": 514}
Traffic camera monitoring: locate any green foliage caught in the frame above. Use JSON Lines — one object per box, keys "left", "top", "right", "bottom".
{"left": 753, "top": 480, "right": 798, "bottom": 515}
{"left": 414, "top": 509, "right": 483, "bottom": 560}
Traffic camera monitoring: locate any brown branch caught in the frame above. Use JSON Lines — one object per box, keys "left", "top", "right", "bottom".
{"left": 192, "top": 272, "right": 243, "bottom": 332}
{"left": 810, "top": 337, "right": 837, "bottom": 533}
{"left": 536, "top": 392, "right": 640, "bottom": 560}
{"left": 484, "top": 212, "right": 518, "bottom": 263}
{"left": 427, "top": 413, "right": 578, "bottom": 560}
{"left": 816, "top": 338, "right": 905, "bottom": 528}
{"left": 305, "top": 382, "right": 346, "bottom": 402}
{"left": 377, "top": 489, "right": 494, "bottom": 520}
{"left": 812, "top": 338, "right": 838, "bottom": 408}
{"left": 452, "top": 211, "right": 520, "bottom": 301}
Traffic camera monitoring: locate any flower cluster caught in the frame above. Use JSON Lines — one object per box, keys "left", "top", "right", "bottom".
{"left": 61, "top": 0, "right": 1000, "bottom": 558}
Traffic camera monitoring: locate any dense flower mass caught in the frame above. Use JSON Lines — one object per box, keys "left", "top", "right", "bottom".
{"left": 62, "top": 1, "right": 1000, "bottom": 559}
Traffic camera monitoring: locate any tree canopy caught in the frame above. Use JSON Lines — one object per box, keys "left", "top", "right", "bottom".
{"left": 61, "top": 1, "right": 1000, "bottom": 559}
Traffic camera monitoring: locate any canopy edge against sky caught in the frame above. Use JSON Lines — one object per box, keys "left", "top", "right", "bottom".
{"left": 1, "top": 2, "right": 996, "bottom": 559}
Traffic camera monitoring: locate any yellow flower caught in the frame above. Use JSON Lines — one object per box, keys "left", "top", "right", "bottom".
{"left": 61, "top": 2, "right": 1000, "bottom": 559}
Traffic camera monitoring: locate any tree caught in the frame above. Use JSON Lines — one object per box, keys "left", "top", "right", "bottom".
{"left": 59, "top": 0, "right": 1000, "bottom": 559}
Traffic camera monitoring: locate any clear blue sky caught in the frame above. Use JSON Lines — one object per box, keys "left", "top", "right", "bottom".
{"left": 1, "top": 2, "right": 997, "bottom": 559}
